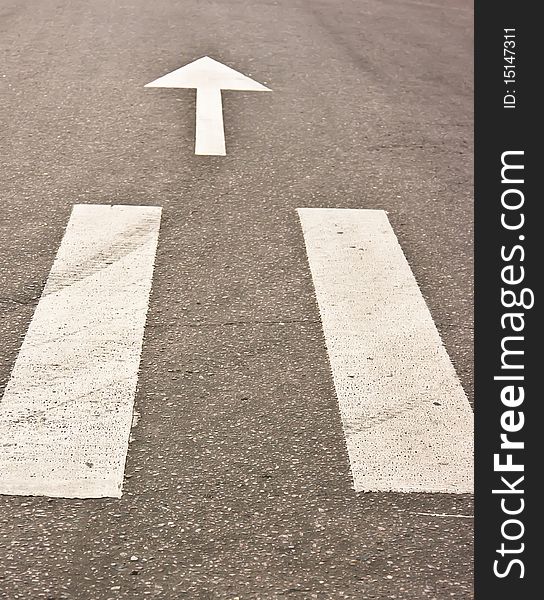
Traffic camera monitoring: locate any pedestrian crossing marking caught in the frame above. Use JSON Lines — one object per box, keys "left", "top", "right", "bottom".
{"left": 0, "top": 205, "right": 161, "bottom": 498}
{"left": 297, "top": 208, "right": 473, "bottom": 493}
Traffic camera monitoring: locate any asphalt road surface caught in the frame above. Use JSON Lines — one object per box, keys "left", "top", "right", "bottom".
{"left": 0, "top": 0, "right": 473, "bottom": 598}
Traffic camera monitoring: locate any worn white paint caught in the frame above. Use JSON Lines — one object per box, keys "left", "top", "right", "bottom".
{"left": 145, "top": 56, "right": 270, "bottom": 155}
{"left": 0, "top": 205, "right": 161, "bottom": 498}
{"left": 297, "top": 208, "right": 473, "bottom": 494}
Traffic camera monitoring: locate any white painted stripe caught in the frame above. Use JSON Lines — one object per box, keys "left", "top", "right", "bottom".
{"left": 0, "top": 205, "right": 161, "bottom": 498}
{"left": 195, "top": 87, "right": 226, "bottom": 156}
{"left": 297, "top": 208, "right": 473, "bottom": 494}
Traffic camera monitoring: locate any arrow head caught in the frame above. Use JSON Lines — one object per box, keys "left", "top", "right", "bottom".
{"left": 145, "top": 56, "right": 271, "bottom": 91}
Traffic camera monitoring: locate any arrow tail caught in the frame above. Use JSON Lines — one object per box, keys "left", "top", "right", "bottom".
{"left": 195, "top": 87, "right": 226, "bottom": 156}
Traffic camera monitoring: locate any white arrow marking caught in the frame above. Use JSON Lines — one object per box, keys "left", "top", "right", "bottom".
{"left": 145, "top": 56, "right": 271, "bottom": 156}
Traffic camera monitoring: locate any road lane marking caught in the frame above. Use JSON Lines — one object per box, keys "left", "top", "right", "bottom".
{"left": 297, "top": 208, "right": 473, "bottom": 494}
{"left": 0, "top": 205, "right": 161, "bottom": 498}
{"left": 145, "top": 56, "right": 270, "bottom": 156}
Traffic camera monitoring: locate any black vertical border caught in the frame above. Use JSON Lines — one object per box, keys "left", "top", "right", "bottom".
{"left": 475, "top": 3, "right": 539, "bottom": 598}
